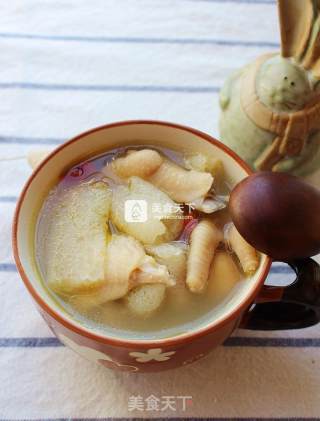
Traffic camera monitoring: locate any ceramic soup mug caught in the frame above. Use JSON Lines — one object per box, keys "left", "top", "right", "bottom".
{"left": 13, "top": 121, "right": 320, "bottom": 372}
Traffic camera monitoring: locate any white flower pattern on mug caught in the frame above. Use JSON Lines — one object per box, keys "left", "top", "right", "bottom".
{"left": 129, "top": 348, "right": 176, "bottom": 363}
{"left": 57, "top": 333, "right": 139, "bottom": 371}
{"left": 58, "top": 333, "right": 114, "bottom": 362}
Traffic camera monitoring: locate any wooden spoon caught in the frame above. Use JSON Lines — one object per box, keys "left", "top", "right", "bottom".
{"left": 229, "top": 171, "right": 320, "bottom": 261}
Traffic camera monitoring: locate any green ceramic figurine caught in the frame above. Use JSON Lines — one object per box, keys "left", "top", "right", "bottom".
{"left": 219, "top": 0, "right": 320, "bottom": 176}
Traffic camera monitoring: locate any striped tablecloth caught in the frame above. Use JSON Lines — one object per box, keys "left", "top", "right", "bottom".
{"left": 1, "top": 0, "right": 320, "bottom": 419}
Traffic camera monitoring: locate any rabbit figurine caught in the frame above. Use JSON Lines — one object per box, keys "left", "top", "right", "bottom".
{"left": 219, "top": 0, "right": 320, "bottom": 176}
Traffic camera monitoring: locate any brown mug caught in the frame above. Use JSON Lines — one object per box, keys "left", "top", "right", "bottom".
{"left": 12, "top": 120, "right": 320, "bottom": 372}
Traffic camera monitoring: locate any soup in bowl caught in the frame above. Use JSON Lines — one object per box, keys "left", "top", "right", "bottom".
{"left": 13, "top": 121, "right": 272, "bottom": 372}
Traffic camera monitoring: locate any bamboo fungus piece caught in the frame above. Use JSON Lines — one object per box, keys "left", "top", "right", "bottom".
{"left": 186, "top": 219, "right": 222, "bottom": 293}
{"left": 111, "top": 184, "right": 166, "bottom": 244}
{"left": 184, "top": 152, "right": 224, "bottom": 181}
{"left": 111, "top": 176, "right": 183, "bottom": 244}
{"left": 112, "top": 149, "right": 163, "bottom": 178}
{"left": 126, "top": 284, "right": 166, "bottom": 317}
{"left": 227, "top": 224, "right": 260, "bottom": 276}
{"left": 43, "top": 182, "right": 112, "bottom": 295}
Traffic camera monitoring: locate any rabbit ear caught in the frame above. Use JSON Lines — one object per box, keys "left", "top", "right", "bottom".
{"left": 278, "top": 0, "right": 314, "bottom": 60}
{"left": 301, "top": 11, "right": 320, "bottom": 77}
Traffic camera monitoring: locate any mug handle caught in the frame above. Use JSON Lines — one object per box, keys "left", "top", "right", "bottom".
{"left": 240, "top": 258, "right": 320, "bottom": 330}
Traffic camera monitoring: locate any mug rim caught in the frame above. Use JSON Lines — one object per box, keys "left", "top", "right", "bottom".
{"left": 12, "top": 119, "right": 272, "bottom": 348}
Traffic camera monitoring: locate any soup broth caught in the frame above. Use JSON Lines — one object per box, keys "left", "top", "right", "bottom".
{"left": 36, "top": 145, "right": 259, "bottom": 336}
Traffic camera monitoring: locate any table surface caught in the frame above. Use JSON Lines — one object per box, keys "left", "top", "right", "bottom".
{"left": 1, "top": 0, "right": 320, "bottom": 419}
